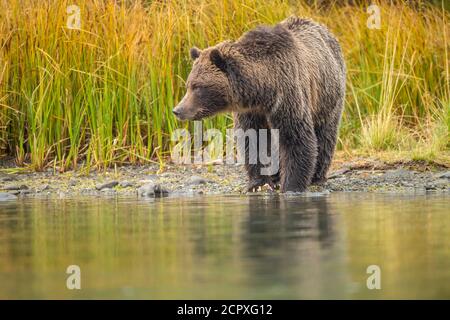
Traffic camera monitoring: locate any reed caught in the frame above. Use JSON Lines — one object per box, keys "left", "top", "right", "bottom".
{"left": 0, "top": 0, "right": 448, "bottom": 170}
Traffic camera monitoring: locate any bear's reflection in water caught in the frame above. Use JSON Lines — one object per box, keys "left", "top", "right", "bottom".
{"left": 187, "top": 194, "right": 345, "bottom": 298}
{"left": 239, "top": 196, "right": 344, "bottom": 295}
{"left": 243, "top": 195, "right": 336, "bottom": 251}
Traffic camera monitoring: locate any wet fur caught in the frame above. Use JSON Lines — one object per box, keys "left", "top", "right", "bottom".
{"left": 184, "top": 17, "right": 346, "bottom": 192}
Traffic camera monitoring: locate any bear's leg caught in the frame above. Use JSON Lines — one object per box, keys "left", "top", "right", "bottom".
{"left": 312, "top": 112, "right": 341, "bottom": 184}
{"left": 233, "top": 113, "right": 279, "bottom": 191}
{"left": 270, "top": 114, "right": 318, "bottom": 192}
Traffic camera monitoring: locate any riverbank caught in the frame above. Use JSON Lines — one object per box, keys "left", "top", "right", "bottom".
{"left": 1, "top": 154, "right": 449, "bottom": 200}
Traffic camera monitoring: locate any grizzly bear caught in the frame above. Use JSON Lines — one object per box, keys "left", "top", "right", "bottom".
{"left": 173, "top": 16, "right": 346, "bottom": 192}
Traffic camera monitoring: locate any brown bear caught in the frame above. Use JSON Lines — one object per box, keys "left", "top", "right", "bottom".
{"left": 173, "top": 16, "right": 346, "bottom": 192}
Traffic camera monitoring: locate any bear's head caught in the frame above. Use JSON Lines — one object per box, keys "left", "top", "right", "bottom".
{"left": 173, "top": 44, "right": 234, "bottom": 121}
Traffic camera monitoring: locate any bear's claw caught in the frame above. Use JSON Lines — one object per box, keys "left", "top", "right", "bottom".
{"left": 247, "top": 175, "right": 280, "bottom": 192}
{"left": 247, "top": 177, "right": 267, "bottom": 192}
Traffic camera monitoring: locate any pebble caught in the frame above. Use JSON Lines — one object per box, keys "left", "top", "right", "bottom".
{"left": 119, "top": 181, "right": 134, "bottom": 188}
{"left": 382, "top": 169, "right": 412, "bottom": 180}
{"left": 187, "top": 175, "right": 212, "bottom": 185}
{"left": 3, "top": 184, "right": 28, "bottom": 191}
{"left": 431, "top": 179, "right": 449, "bottom": 189}
{"left": 0, "top": 175, "right": 17, "bottom": 182}
{"left": 96, "top": 181, "right": 119, "bottom": 190}
{"left": 39, "top": 184, "right": 50, "bottom": 192}
{"left": 327, "top": 168, "right": 350, "bottom": 179}
{"left": 101, "top": 189, "right": 117, "bottom": 196}
{"left": 138, "top": 183, "right": 169, "bottom": 197}
{"left": 138, "top": 183, "right": 156, "bottom": 196}
{"left": 435, "top": 171, "right": 450, "bottom": 180}
{"left": 0, "top": 192, "right": 18, "bottom": 201}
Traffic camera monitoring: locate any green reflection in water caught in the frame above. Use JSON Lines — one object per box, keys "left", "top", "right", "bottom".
{"left": 0, "top": 193, "right": 449, "bottom": 299}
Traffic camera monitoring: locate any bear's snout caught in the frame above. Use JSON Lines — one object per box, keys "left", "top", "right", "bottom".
{"left": 173, "top": 92, "right": 200, "bottom": 120}
{"left": 172, "top": 106, "right": 182, "bottom": 118}
{"left": 173, "top": 103, "right": 190, "bottom": 120}
{"left": 173, "top": 94, "right": 189, "bottom": 120}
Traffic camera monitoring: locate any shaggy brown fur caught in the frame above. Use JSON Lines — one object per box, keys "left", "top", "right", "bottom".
{"left": 173, "top": 16, "right": 346, "bottom": 192}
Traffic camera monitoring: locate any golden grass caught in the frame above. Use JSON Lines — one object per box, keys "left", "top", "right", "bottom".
{"left": 0, "top": 0, "right": 448, "bottom": 170}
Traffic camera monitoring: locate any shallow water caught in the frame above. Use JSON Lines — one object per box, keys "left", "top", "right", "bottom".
{"left": 0, "top": 193, "right": 449, "bottom": 299}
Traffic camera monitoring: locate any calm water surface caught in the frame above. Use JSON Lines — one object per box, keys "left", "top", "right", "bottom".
{"left": 0, "top": 193, "right": 449, "bottom": 299}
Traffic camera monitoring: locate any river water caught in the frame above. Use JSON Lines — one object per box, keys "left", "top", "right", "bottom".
{"left": 0, "top": 193, "right": 449, "bottom": 299}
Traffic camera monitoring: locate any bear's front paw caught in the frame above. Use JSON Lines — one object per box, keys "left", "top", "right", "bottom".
{"left": 246, "top": 177, "right": 267, "bottom": 192}
{"left": 311, "top": 176, "right": 327, "bottom": 185}
{"left": 247, "top": 174, "right": 280, "bottom": 192}
{"left": 268, "top": 173, "right": 281, "bottom": 190}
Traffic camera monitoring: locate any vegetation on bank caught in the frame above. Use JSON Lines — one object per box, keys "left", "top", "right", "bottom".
{"left": 0, "top": 0, "right": 448, "bottom": 171}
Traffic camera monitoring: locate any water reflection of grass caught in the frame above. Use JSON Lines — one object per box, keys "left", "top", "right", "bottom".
{"left": 0, "top": 195, "right": 449, "bottom": 298}
{"left": 0, "top": 1, "right": 448, "bottom": 170}
{"left": 0, "top": 198, "right": 241, "bottom": 298}
{"left": 339, "top": 194, "right": 450, "bottom": 299}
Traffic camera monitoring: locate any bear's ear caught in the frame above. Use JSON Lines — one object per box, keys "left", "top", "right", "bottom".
{"left": 210, "top": 49, "right": 227, "bottom": 72}
{"left": 190, "top": 47, "right": 201, "bottom": 60}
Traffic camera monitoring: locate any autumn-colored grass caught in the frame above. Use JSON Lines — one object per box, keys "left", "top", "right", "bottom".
{"left": 0, "top": 0, "right": 448, "bottom": 171}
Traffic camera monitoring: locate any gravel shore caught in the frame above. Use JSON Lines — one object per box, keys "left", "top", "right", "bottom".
{"left": 1, "top": 158, "right": 449, "bottom": 200}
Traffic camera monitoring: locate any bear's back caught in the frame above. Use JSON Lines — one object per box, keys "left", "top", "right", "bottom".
{"left": 281, "top": 16, "right": 345, "bottom": 72}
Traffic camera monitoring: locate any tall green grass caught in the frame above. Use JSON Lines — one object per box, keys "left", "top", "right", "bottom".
{"left": 0, "top": 0, "right": 448, "bottom": 171}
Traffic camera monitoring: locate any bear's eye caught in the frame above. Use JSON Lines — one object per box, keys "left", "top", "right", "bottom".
{"left": 191, "top": 85, "right": 204, "bottom": 92}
